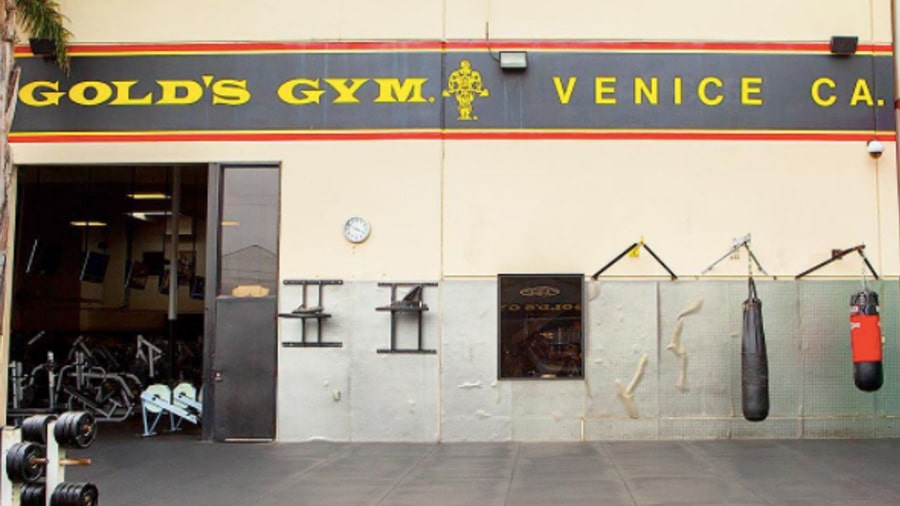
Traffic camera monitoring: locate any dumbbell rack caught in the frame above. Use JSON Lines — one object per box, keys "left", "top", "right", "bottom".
{"left": 278, "top": 279, "right": 343, "bottom": 347}
{"left": 1, "top": 413, "right": 97, "bottom": 506}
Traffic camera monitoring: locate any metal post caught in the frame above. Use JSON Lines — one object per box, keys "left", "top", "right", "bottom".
{"left": 168, "top": 166, "right": 181, "bottom": 382}
{"left": 893, "top": 0, "right": 900, "bottom": 261}
{"left": 390, "top": 285, "right": 398, "bottom": 350}
{"left": 45, "top": 421, "right": 62, "bottom": 506}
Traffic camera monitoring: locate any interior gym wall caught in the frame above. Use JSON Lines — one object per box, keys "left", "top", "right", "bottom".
{"left": 7, "top": 0, "right": 899, "bottom": 440}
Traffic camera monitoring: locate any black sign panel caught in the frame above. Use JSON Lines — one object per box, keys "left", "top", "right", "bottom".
{"left": 498, "top": 274, "right": 583, "bottom": 379}
{"left": 10, "top": 45, "right": 896, "bottom": 138}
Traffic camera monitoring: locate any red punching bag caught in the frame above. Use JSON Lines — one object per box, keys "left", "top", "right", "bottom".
{"left": 850, "top": 288, "right": 883, "bottom": 392}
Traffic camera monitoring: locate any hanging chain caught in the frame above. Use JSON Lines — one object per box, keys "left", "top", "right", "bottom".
{"left": 861, "top": 254, "right": 869, "bottom": 291}
{"left": 747, "top": 244, "right": 753, "bottom": 279}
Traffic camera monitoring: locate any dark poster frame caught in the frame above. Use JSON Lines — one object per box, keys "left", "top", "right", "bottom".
{"left": 497, "top": 274, "right": 584, "bottom": 380}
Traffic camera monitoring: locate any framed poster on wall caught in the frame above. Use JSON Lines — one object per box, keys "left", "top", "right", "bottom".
{"left": 498, "top": 274, "right": 584, "bottom": 379}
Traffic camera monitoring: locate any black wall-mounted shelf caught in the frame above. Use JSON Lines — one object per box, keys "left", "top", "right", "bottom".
{"left": 376, "top": 282, "right": 438, "bottom": 354}
{"left": 279, "top": 279, "right": 343, "bottom": 348}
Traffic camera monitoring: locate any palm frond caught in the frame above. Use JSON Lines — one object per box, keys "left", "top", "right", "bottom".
{"left": 15, "top": 0, "right": 71, "bottom": 71}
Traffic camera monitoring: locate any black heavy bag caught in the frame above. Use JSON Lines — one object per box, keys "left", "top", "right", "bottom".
{"left": 850, "top": 288, "right": 883, "bottom": 392}
{"left": 741, "top": 278, "right": 769, "bottom": 422}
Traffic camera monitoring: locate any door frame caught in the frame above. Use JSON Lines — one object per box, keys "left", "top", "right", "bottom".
{"left": 202, "top": 162, "right": 281, "bottom": 441}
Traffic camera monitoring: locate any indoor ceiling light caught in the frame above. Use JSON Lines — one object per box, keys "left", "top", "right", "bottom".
{"left": 127, "top": 193, "right": 171, "bottom": 200}
{"left": 221, "top": 221, "right": 240, "bottom": 226}
{"left": 70, "top": 221, "right": 107, "bottom": 227}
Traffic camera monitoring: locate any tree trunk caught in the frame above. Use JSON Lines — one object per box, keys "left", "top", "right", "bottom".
{"left": 0, "top": 0, "right": 16, "bottom": 423}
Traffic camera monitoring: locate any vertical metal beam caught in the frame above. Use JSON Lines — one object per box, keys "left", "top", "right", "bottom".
{"left": 893, "top": 1, "right": 900, "bottom": 285}
{"left": 167, "top": 166, "right": 181, "bottom": 382}
{"left": 892, "top": 0, "right": 900, "bottom": 260}
{"left": 202, "top": 163, "right": 221, "bottom": 441}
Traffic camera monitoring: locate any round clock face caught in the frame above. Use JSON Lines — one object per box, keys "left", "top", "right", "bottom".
{"left": 343, "top": 216, "right": 370, "bottom": 243}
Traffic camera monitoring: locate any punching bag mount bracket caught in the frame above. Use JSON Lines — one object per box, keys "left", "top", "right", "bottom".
{"left": 794, "top": 244, "right": 879, "bottom": 280}
{"left": 590, "top": 239, "right": 677, "bottom": 281}
{"left": 702, "top": 234, "right": 769, "bottom": 276}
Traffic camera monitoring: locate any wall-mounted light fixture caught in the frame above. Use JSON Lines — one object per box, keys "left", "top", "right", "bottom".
{"left": 829, "top": 36, "right": 859, "bottom": 56}
{"left": 28, "top": 38, "right": 56, "bottom": 58}
{"left": 499, "top": 51, "right": 528, "bottom": 71}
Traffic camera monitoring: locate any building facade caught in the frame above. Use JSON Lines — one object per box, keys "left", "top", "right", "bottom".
{"left": 6, "top": 0, "right": 900, "bottom": 441}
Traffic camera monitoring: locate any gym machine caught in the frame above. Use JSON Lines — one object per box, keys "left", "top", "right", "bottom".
{"left": 1, "top": 412, "right": 99, "bottom": 506}
{"left": 140, "top": 382, "right": 202, "bottom": 437}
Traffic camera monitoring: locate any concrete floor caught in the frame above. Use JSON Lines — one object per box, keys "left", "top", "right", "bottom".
{"left": 65, "top": 428, "right": 900, "bottom": 506}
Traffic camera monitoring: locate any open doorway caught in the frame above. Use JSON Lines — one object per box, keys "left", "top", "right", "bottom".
{"left": 7, "top": 164, "right": 208, "bottom": 435}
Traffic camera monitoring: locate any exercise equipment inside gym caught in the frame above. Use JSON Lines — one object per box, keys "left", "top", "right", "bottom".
{"left": 7, "top": 166, "right": 208, "bottom": 434}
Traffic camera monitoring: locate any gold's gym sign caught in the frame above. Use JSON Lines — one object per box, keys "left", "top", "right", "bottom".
{"left": 11, "top": 42, "right": 895, "bottom": 141}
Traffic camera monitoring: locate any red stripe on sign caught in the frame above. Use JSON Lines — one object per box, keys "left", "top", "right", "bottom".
{"left": 14, "top": 40, "right": 891, "bottom": 56}
{"left": 9, "top": 130, "right": 896, "bottom": 143}
{"left": 442, "top": 131, "right": 897, "bottom": 142}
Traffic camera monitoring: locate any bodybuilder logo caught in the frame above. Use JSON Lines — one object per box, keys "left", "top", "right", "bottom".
{"left": 519, "top": 286, "right": 561, "bottom": 297}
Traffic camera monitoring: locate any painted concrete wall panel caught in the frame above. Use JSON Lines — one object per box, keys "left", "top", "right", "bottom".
{"left": 798, "top": 280, "right": 877, "bottom": 418}
{"left": 276, "top": 347, "right": 351, "bottom": 441}
{"left": 731, "top": 281, "right": 803, "bottom": 420}
{"left": 439, "top": 281, "right": 513, "bottom": 441}
{"left": 656, "top": 282, "right": 735, "bottom": 419}
{"left": 510, "top": 381, "right": 585, "bottom": 441}
{"left": 277, "top": 281, "right": 355, "bottom": 441}
{"left": 584, "top": 282, "right": 658, "bottom": 420}
{"left": 347, "top": 283, "right": 440, "bottom": 441}
{"left": 443, "top": 141, "right": 893, "bottom": 277}
{"left": 875, "top": 281, "right": 900, "bottom": 415}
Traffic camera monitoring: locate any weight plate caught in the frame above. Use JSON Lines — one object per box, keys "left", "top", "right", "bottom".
{"left": 72, "top": 412, "right": 97, "bottom": 449}
{"left": 21, "top": 442, "right": 45, "bottom": 483}
{"left": 173, "top": 382, "right": 196, "bottom": 410}
{"left": 143, "top": 384, "right": 172, "bottom": 414}
{"left": 22, "top": 415, "right": 57, "bottom": 444}
{"left": 51, "top": 482, "right": 76, "bottom": 506}
{"left": 79, "top": 482, "right": 99, "bottom": 506}
{"left": 21, "top": 482, "right": 46, "bottom": 506}
{"left": 6, "top": 442, "right": 44, "bottom": 483}
{"left": 53, "top": 411, "right": 97, "bottom": 449}
{"left": 52, "top": 482, "right": 98, "bottom": 506}
{"left": 53, "top": 412, "right": 73, "bottom": 446}
{"left": 66, "top": 482, "right": 80, "bottom": 505}
{"left": 6, "top": 441, "right": 24, "bottom": 483}
{"left": 50, "top": 482, "right": 67, "bottom": 506}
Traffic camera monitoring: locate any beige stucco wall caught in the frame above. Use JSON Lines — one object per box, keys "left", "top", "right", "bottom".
{"left": 443, "top": 140, "right": 900, "bottom": 277}
{"left": 11, "top": 142, "right": 444, "bottom": 281}
{"left": 13, "top": 138, "right": 900, "bottom": 279}
{"left": 55, "top": 0, "right": 892, "bottom": 43}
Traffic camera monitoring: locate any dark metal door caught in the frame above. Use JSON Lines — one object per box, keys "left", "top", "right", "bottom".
{"left": 213, "top": 296, "right": 277, "bottom": 440}
{"left": 205, "top": 165, "right": 280, "bottom": 441}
